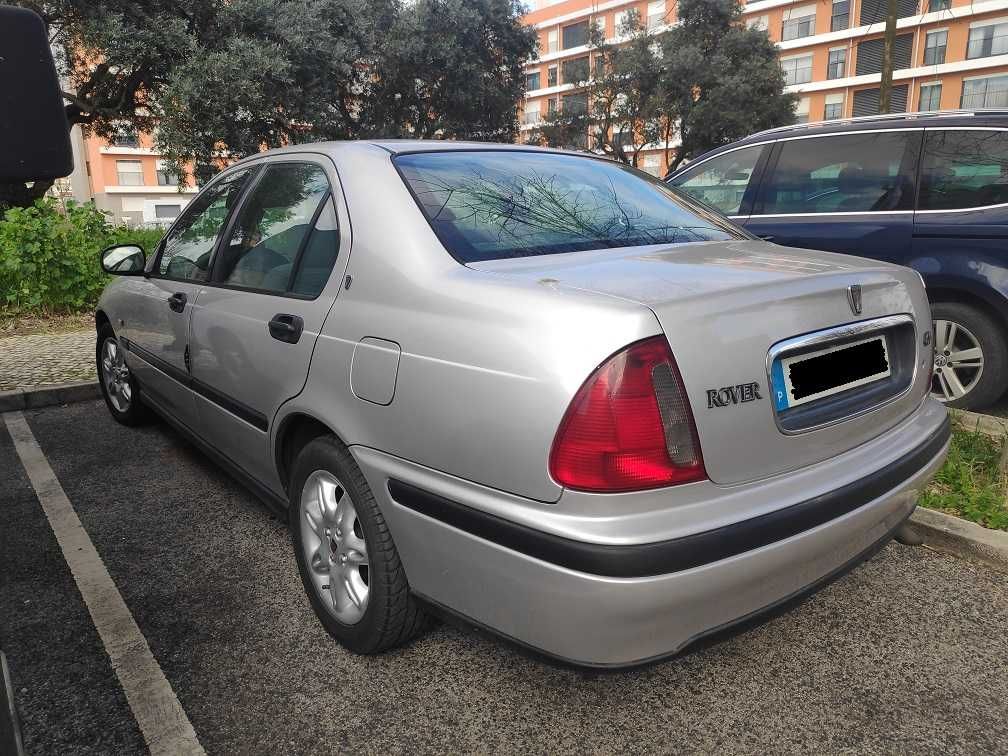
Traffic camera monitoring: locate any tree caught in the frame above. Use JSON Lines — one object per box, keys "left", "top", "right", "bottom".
{"left": 532, "top": 9, "right": 664, "bottom": 167}
{"left": 2, "top": 0, "right": 537, "bottom": 206}
{"left": 661, "top": 0, "right": 796, "bottom": 172}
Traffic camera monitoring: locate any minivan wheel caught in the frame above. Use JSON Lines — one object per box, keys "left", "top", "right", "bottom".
{"left": 96, "top": 324, "right": 151, "bottom": 426}
{"left": 929, "top": 301, "right": 1008, "bottom": 410}
{"left": 288, "top": 436, "right": 427, "bottom": 654}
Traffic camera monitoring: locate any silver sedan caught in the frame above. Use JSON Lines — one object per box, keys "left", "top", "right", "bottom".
{"left": 95, "top": 142, "right": 948, "bottom": 667}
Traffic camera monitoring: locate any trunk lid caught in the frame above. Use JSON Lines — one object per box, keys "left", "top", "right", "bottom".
{"left": 471, "top": 240, "right": 931, "bottom": 485}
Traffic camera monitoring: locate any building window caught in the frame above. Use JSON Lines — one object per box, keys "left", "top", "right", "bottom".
{"left": 561, "top": 57, "right": 590, "bottom": 85}
{"left": 824, "top": 93, "right": 844, "bottom": 120}
{"left": 794, "top": 97, "right": 810, "bottom": 124}
{"left": 781, "top": 55, "right": 813, "bottom": 86}
{"left": 547, "top": 97, "right": 558, "bottom": 114}
{"left": 156, "top": 164, "right": 178, "bottom": 186}
{"left": 547, "top": 28, "right": 559, "bottom": 53}
{"left": 924, "top": 29, "right": 948, "bottom": 65}
{"left": 647, "top": 1, "right": 665, "bottom": 29}
{"left": 154, "top": 204, "right": 182, "bottom": 221}
{"left": 116, "top": 160, "right": 144, "bottom": 186}
{"left": 526, "top": 72, "right": 541, "bottom": 91}
{"left": 928, "top": 0, "right": 950, "bottom": 10}
{"left": 856, "top": 34, "right": 912, "bottom": 75}
{"left": 782, "top": 5, "right": 816, "bottom": 42}
{"left": 109, "top": 126, "right": 139, "bottom": 148}
{"left": 615, "top": 9, "right": 633, "bottom": 33}
{"left": 562, "top": 20, "right": 588, "bottom": 49}
{"left": 594, "top": 55, "right": 605, "bottom": 78}
{"left": 639, "top": 154, "right": 662, "bottom": 176}
{"left": 961, "top": 74, "right": 1008, "bottom": 108}
{"left": 563, "top": 92, "right": 588, "bottom": 114}
{"left": 967, "top": 21, "right": 1008, "bottom": 59}
{"left": 747, "top": 15, "right": 769, "bottom": 32}
{"left": 523, "top": 101, "right": 541, "bottom": 125}
{"left": 547, "top": 65, "right": 558, "bottom": 87}
{"left": 831, "top": 0, "right": 850, "bottom": 31}
{"left": 919, "top": 82, "right": 942, "bottom": 111}
{"left": 828, "top": 48, "right": 846, "bottom": 79}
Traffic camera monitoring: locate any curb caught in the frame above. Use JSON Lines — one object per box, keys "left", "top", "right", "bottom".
{"left": 0, "top": 380, "right": 100, "bottom": 413}
{"left": 911, "top": 507, "right": 1008, "bottom": 574}
{"left": 952, "top": 409, "right": 1008, "bottom": 438}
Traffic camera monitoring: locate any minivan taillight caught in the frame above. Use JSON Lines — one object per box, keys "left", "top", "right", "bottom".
{"left": 549, "top": 336, "right": 706, "bottom": 492}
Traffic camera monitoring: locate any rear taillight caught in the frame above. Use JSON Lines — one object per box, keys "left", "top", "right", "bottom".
{"left": 549, "top": 336, "right": 706, "bottom": 492}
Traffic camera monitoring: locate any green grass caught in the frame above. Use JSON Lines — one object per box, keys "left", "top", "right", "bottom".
{"left": 920, "top": 417, "right": 1008, "bottom": 531}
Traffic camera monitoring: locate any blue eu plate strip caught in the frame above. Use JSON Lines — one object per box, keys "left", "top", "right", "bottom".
{"left": 771, "top": 359, "right": 790, "bottom": 411}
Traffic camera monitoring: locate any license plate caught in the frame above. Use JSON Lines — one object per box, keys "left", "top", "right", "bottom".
{"left": 771, "top": 335, "right": 890, "bottom": 411}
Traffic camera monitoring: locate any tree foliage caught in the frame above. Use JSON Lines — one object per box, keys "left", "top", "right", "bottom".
{"left": 3, "top": 0, "right": 537, "bottom": 201}
{"left": 532, "top": 0, "right": 795, "bottom": 173}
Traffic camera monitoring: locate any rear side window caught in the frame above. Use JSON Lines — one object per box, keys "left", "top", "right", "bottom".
{"left": 918, "top": 129, "right": 1008, "bottom": 210}
{"left": 214, "top": 163, "right": 333, "bottom": 294}
{"left": 395, "top": 151, "right": 742, "bottom": 263}
{"left": 757, "top": 132, "right": 915, "bottom": 215}
{"left": 671, "top": 145, "right": 765, "bottom": 216}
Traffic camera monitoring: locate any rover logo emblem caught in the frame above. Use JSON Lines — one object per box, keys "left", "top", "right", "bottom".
{"left": 706, "top": 382, "right": 763, "bottom": 408}
{"left": 847, "top": 284, "right": 863, "bottom": 315}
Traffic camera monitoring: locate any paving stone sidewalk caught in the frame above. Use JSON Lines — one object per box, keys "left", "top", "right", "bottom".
{"left": 0, "top": 330, "right": 96, "bottom": 390}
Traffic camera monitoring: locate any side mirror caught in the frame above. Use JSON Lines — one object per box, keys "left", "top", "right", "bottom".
{"left": 101, "top": 244, "right": 147, "bottom": 275}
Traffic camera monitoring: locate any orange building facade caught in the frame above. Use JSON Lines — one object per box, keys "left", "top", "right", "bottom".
{"left": 519, "top": 0, "right": 1008, "bottom": 176}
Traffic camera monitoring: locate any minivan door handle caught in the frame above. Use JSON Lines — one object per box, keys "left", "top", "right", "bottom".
{"left": 168, "top": 292, "right": 187, "bottom": 313}
{"left": 268, "top": 314, "right": 304, "bottom": 344}
{"left": 758, "top": 235, "right": 775, "bottom": 242}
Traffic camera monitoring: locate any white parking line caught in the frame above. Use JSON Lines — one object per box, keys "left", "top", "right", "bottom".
{"left": 3, "top": 411, "right": 205, "bottom": 756}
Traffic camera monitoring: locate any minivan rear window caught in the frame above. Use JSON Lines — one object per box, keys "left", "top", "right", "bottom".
{"left": 394, "top": 151, "right": 742, "bottom": 263}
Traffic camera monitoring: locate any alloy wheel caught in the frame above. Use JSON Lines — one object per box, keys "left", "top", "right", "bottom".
{"left": 931, "top": 319, "right": 984, "bottom": 402}
{"left": 299, "top": 470, "right": 370, "bottom": 624}
{"left": 100, "top": 337, "right": 133, "bottom": 412}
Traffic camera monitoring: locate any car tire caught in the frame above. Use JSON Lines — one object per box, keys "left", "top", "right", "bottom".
{"left": 288, "top": 435, "right": 428, "bottom": 654}
{"left": 930, "top": 301, "right": 1008, "bottom": 410}
{"left": 96, "top": 324, "right": 152, "bottom": 426}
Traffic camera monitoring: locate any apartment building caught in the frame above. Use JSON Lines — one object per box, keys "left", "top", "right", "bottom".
{"left": 520, "top": 0, "right": 1008, "bottom": 175}
{"left": 77, "top": 126, "right": 197, "bottom": 227}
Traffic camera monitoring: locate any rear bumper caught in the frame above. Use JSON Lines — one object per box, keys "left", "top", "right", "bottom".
{"left": 354, "top": 400, "right": 949, "bottom": 667}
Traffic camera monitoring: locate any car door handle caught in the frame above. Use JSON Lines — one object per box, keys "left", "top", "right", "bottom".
{"left": 268, "top": 314, "right": 304, "bottom": 344}
{"left": 758, "top": 235, "right": 775, "bottom": 242}
{"left": 168, "top": 292, "right": 187, "bottom": 313}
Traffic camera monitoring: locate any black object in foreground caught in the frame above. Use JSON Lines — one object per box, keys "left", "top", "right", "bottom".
{"left": 0, "top": 650, "right": 25, "bottom": 756}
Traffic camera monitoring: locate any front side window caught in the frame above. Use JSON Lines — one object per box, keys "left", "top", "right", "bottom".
{"left": 158, "top": 168, "right": 252, "bottom": 281}
{"left": 671, "top": 144, "right": 765, "bottom": 215}
{"left": 924, "top": 29, "right": 948, "bottom": 65}
{"left": 782, "top": 55, "right": 813, "bottom": 86}
{"left": 757, "top": 132, "right": 915, "bottom": 215}
{"left": 967, "top": 22, "right": 1008, "bottom": 59}
{"left": 961, "top": 74, "right": 1008, "bottom": 108}
{"left": 828, "top": 48, "right": 846, "bottom": 79}
{"left": 215, "top": 163, "right": 331, "bottom": 293}
{"left": 396, "top": 151, "right": 742, "bottom": 263}
{"left": 919, "top": 130, "right": 1008, "bottom": 210}
{"left": 919, "top": 82, "right": 942, "bottom": 111}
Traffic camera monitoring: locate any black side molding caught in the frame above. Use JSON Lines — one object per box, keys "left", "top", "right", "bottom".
{"left": 121, "top": 337, "right": 269, "bottom": 432}
{"left": 388, "top": 415, "right": 950, "bottom": 578}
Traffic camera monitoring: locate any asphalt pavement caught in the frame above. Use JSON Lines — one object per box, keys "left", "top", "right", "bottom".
{"left": 2, "top": 400, "right": 1007, "bottom": 755}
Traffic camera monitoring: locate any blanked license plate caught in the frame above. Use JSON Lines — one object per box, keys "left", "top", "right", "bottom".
{"left": 771, "top": 335, "right": 890, "bottom": 411}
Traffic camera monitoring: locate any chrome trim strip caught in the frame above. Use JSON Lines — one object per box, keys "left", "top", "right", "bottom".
{"left": 765, "top": 314, "right": 917, "bottom": 436}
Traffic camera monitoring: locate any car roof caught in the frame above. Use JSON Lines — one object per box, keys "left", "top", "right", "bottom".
{"left": 669, "top": 109, "right": 1008, "bottom": 176}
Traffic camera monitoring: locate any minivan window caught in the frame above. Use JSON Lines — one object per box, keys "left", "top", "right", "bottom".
{"left": 395, "top": 151, "right": 742, "bottom": 263}
{"left": 918, "top": 129, "right": 1008, "bottom": 211}
{"left": 158, "top": 168, "right": 252, "bottom": 281}
{"left": 215, "top": 163, "right": 330, "bottom": 293}
{"left": 757, "top": 132, "right": 915, "bottom": 215}
{"left": 671, "top": 145, "right": 765, "bottom": 215}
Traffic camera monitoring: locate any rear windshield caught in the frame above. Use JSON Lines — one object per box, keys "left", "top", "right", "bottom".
{"left": 394, "top": 150, "right": 745, "bottom": 263}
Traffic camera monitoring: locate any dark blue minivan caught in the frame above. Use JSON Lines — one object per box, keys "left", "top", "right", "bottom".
{"left": 666, "top": 110, "right": 1008, "bottom": 410}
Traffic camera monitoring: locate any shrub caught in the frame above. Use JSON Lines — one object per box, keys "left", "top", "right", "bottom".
{"left": 0, "top": 199, "right": 164, "bottom": 313}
